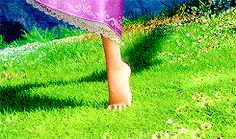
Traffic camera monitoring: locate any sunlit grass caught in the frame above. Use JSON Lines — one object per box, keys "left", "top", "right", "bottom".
{"left": 0, "top": 8, "right": 235, "bottom": 138}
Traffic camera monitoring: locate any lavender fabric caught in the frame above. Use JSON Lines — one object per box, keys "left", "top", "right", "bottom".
{"left": 26, "top": 0, "right": 124, "bottom": 42}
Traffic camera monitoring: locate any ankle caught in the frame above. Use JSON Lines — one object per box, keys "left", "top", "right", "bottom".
{"left": 106, "top": 61, "right": 124, "bottom": 71}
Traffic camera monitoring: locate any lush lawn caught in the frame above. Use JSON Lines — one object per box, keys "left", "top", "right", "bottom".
{"left": 0, "top": 8, "right": 235, "bottom": 138}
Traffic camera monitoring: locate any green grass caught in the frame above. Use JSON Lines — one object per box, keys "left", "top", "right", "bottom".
{"left": 0, "top": 25, "right": 86, "bottom": 49}
{"left": 0, "top": 8, "right": 236, "bottom": 138}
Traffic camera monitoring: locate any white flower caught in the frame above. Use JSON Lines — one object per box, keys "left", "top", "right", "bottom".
{"left": 179, "top": 128, "right": 188, "bottom": 134}
{"left": 199, "top": 98, "right": 213, "bottom": 108}
{"left": 200, "top": 122, "right": 212, "bottom": 130}
{"left": 191, "top": 129, "right": 202, "bottom": 139}
{"left": 176, "top": 105, "right": 188, "bottom": 114}
{"left": 152, "top": 131, "right": 162, "bottom": 139}
{"left": 166, "top": 118, "right": 174, "bottom": 125}
{"left": 103, "top": 131, "right": 111, "bottom": 139}
{"left": 192, "top": 96, "right": 197, "bottom": 100}
{"left": 164, "top": 131, "right": 171, "bottom": 138}
{"left": 214, "top": 92, "right": 221, "bottom": 99}
{"left": 173, "top": 134, "right": 179, "bottom": 139}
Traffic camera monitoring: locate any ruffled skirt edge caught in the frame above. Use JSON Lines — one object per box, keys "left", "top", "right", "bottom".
{"left": 25, "top": 0, "right": 122, "bottom": 44}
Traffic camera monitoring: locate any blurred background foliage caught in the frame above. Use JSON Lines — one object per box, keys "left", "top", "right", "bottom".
{"left": 0, "top": 0, "right": 235, "bottom": 46}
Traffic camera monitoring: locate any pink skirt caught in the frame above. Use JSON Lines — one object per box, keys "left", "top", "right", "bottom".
{"left": 25, "top": 0, "right": 124, "bottom": 43}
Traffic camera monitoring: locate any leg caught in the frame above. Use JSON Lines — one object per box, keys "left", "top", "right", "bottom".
{"left": 101, "top": 35, "right": 132, "bottom": 109}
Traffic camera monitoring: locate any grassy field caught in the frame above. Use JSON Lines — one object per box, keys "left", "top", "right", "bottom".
{"left": 0, "top": 8, "right": 236, "bottom": 138}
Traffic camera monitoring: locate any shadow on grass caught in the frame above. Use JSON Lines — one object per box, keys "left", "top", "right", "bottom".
{"left": 80, "top": 27, "right": 167, "bottom": 82}
{"left": 79, "top": 70, "right": 107, "bottom": 82}
{"left": 0, "top": 71, "right": 108, "bottom": 114}
{"left": 0, "top": 27, "right": 168, "bottom": 113}
{"left": 123, "top": 27, "right": 165, "bottom": 73}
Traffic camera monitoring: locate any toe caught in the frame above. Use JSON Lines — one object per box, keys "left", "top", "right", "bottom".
{"left": 107, "top": 105, "right": 112, "bottom": 110}
{"left": 127, "top": 102, "right": 132, "bottom": 107}
{"left": 118, "top": 105, "right": 123, "bottom": 110}
{"left": 113, "top": 105, "right": 118, "bottom": 109}
{"left": 108, "top": 102, "right": 132, "bottom": 110}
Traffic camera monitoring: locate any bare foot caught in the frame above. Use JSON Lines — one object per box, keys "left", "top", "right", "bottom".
{"left": 107, "top": 62, "right": 132, "bottom": 109}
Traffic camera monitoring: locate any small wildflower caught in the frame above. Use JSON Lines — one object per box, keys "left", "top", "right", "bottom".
{"left": 193, "top": 92, "right": 204, "bottom": 101}
{"left": 196, "top": 92, "right": 204, "bottom": 99}
{"left": 200, "top": 100, "right": 208, "bottom": 108}
{"left": 200, "top": 122, "right": 212, "bottom": 131}
{"left": 192, "top": 96, "right": 197, "bottom": 100}
{"left": 214, "top": 134, "right": 224, "bottom": 139}
{"left": 179, "top": 128, "right": 188, "bottom": 134}
{"left": 5, "top": 116, "right": 12, "bottom": 124}
{"left": 11, "top": 57, "right": 17, "bottom": 61}
{"left": 103, "top": 131, "right": 111, "bottom": 139}
{"left": 191, "top": 129, "right": 202, "bottom": 139}
{"left": 226, "top": 98, "right": 230, "bottom": 102}
{"left": 166, "top": 118, "right": 174, "bottom": 125}
{"left": 230, "top": 77, "right": 236, "bottom": 83}
{"left": 198, "top": 98, "right": 214, "bottom": 108}
{"left": 12, "top": 129, "right": 18, "bottom": 133}
{"left": 214, "top": 92, "right": 221, "bottom": 99}
{"left": 191, "top": 60, "right": 197, "bottom": 63}
{"left": 164, "top": 131, "right": 171, "bottom": 138}
{"left": 176, "top": 105, "right": 188, "bottom": 114}
{"left": 152, "top": 131, "right": 163, "bottom": 139}
{"left": 173, "top": 134, "right": 179, "bottom": 139}
{"left": 178, "top": 22, "right": 183, "bottom": 26}
{"left": 3, "top": 63, "right": 8, "bottom": 68}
